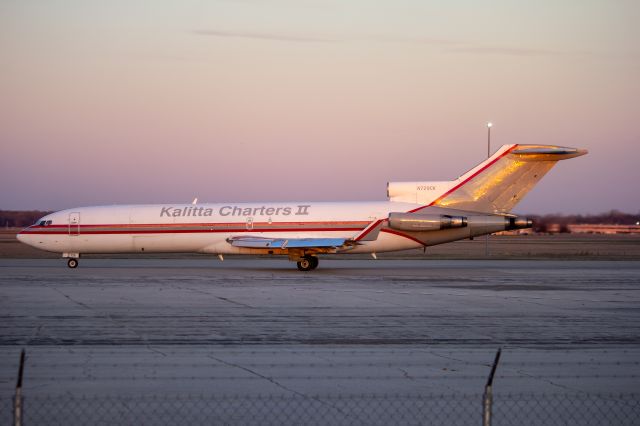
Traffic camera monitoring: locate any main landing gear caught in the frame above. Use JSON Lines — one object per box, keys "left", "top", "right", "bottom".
{"left": 67, "top": 258, "right": 79, "bottom": 269}
{"left": 296, "top": 256, "right": 319, "bottom": 272}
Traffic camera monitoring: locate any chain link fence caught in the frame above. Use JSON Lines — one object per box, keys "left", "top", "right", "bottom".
{"left": 494, "top": 393, "right": 640, "bottom": 425}
{"left": 1, "top": 392, "right": 639, "bottom": 425}
{"left": 4, "top": 348, "right": 640, "bottom": 425}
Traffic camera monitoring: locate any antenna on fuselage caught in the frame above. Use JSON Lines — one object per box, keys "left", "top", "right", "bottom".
{"left": 192, "top": 197, "right": 198, "bottom": 205}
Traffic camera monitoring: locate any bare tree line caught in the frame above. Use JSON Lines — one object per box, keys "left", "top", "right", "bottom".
{"left": 528, "top": 210, "right": 640, "bottom": 233}
{"left": 0, "top": 210, "right": 52, "bottom": 228}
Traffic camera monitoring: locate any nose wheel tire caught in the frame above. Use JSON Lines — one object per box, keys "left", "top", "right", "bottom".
{"left": 297, "top": 256, "right": 319, "bottom": 271}
{"left": 67, "top": 258, "right": 78, "bottom": 269}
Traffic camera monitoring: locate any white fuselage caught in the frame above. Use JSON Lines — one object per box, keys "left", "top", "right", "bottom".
{"left": 18, "top": 201, "right": 431, "bottom": 256}
{"left": 16, "top": 143, "right": 586, "bottom": 269}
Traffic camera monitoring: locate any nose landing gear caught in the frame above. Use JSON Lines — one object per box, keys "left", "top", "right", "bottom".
{"left": 67, "top": 258, "right": 79, "bottom": 269}
{"left": 296, "top": 255, "right": 319, "bottom": 271}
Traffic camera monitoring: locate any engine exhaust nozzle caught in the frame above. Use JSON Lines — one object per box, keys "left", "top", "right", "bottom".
{"left": 507, "top": 217, "right": 533, "bottom": 230}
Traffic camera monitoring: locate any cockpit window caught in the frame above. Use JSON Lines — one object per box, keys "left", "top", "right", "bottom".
{"left": 46, "top": 220, "right": 52, "bottom": 226}
{"left": 38, "top": 221, "right": 46, "bottom": 226}
{"left": 36, "top": 220, "right": 53, "bottom": 226}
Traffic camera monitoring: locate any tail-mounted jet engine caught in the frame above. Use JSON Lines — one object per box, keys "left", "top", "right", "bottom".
{"left": 388, "top": 213, "right": 468, "bottom": 232}
{"left": 506, "top": 217, "right": 533, "bottom": 230}
{"left": 388, "top": 211, "right": 533, "bottom": 234}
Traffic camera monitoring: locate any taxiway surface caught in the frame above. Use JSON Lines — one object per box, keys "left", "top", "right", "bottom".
{"left": 1, "top": 258, "right": 639, "bottom": 399}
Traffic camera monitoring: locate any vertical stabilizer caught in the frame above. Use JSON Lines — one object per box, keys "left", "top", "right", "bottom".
{"left": 410, "top": 144, "right": 587, "bottom": 214}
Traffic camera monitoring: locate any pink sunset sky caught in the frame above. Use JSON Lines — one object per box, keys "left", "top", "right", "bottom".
{"left": 0, "top": 1, "right": 638, "bottom": 214}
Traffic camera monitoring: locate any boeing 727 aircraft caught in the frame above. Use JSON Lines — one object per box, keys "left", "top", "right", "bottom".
{"left": 18, "top": 144, "right": 586, "bottom": 270}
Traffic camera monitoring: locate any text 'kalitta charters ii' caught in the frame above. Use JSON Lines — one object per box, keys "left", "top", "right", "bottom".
{"left": 160, "top": 205, "right": 311, "bottom": 218}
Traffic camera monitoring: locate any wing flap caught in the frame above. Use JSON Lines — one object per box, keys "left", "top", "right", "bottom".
{"left": 227, "top": 236, "right": 354, "bottom": 249}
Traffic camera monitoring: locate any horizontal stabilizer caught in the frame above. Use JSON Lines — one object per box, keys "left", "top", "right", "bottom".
{"left": 511, "top": 146, "right": 588, "bottom": 160}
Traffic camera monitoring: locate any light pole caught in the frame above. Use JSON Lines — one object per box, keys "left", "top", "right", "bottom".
{"left": 486, "top": 122, "right": 492, "bottom": 256}
{"left": 487, "top": 122, "right": 492, "bottom": 157}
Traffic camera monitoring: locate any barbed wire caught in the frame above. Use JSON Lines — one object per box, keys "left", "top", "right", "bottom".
{"left": 18, "top": 348, "right": 640, "bottom": 355}
{"left": 26, "top": 360, "right": 640, "bottom": 368}
{"left": 19, "top": 374, "right": 640, "bottom": 382}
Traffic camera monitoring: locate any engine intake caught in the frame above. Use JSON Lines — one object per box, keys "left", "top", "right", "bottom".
{"left": 388, "top": 213, "right": 468, "bottom": 232}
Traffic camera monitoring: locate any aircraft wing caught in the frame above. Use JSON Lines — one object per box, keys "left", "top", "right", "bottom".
{"left": 227, "top": 236, "right": 356, "bottom": 249}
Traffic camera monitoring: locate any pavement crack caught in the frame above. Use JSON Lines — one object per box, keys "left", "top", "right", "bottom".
{"left": 425, "top": 350, "right": 470, "bottom": 364}
{"left": 206, "top": 354, "right": 362, "bottom": 423}
{"left": 51, "top": 287, "right": 92, "bottom": 310}
{"left": 147, "top": 346, "right": 167, "bottom": 357}
{"left": 216, "top": 296, "right": 253, "bottom": 308}
{"left": 398, "top": 367, "right": 414, "bottom": 380}
{"left": 206, "top": 354, "right": 304, "bottom": 396}
{"left": 166, "top": 282, "right": 253, "bottom": 307}
{"left": 513, "top": 368, "right": 582, "bottom": 393}
{"left": 352, "top": 293, "right": 411, "bottom": 308}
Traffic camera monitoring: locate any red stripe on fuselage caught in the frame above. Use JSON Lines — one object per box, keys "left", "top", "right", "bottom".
{"left": 27, "top": 220, "right": 369, "bottom": 229}
{"left": 21, "top": 223, "right": 367, "bottom": 235}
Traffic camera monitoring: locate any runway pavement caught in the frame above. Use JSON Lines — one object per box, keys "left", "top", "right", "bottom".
{"left": 1, "top": 258, "right": 639, "bottom": 399}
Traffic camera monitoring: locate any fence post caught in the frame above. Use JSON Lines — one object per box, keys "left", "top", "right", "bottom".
{"left": 14, "top": 349, "right": 25, "bottom": 426}
{"left": 482, "top": 348, "right": 501, "bottom": 426}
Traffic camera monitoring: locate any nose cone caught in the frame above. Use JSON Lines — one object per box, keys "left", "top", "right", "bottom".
{"left": 16, "top": 228, "right": 33, "bottom": 246}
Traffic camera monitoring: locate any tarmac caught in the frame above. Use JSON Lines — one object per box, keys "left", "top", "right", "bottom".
{"left": 1, "top": 258, "right": 639, "bottom": 402}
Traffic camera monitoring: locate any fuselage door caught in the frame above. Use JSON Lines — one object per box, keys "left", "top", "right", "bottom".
{"left": 69, "top": 212, "right": 80, "bottom": 236}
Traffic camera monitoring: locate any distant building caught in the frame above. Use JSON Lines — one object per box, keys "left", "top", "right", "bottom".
{"left": 566, "top": 224, "right": 640, "bottom": 234}
{"left": 497, "top": 224, "right": 640, "bottom": 235}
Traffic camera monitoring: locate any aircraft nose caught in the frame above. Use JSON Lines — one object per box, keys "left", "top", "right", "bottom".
{"left": 16, "top": 228, "right": 30, "bottom": 244}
